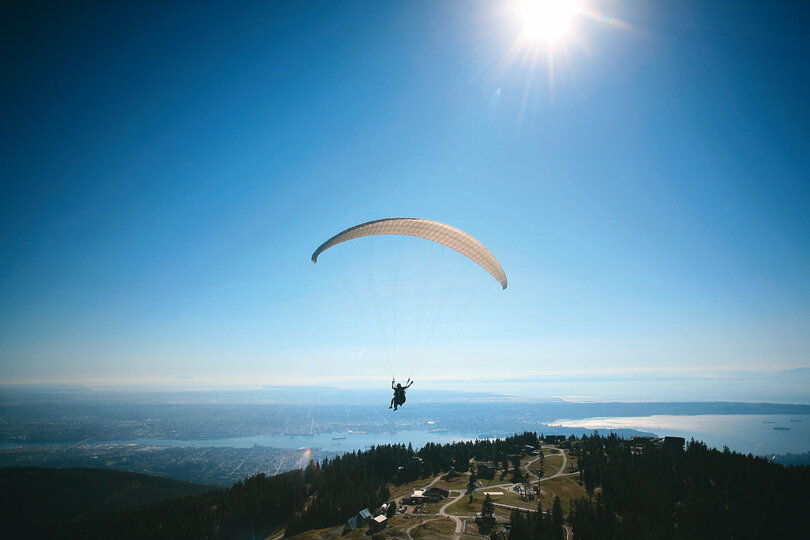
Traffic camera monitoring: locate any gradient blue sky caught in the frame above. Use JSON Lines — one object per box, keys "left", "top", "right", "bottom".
{"left": 2, "top": 1, "right": 809, "bottom": 395}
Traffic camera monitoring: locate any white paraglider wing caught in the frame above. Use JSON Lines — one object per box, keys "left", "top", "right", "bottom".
{"left": 311, "top": 218, "right": 507, "bottom": 289}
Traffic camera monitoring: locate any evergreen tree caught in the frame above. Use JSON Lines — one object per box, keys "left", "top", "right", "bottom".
{"left": 467, "top": 469, "right": 478, "bottom": 494}
{"left": 386, "top": 501, "right": 396, "bottom": 518}
{"left": 551, "top": 496, "right": 563, "bottom": 540}
{"left": 480, "top": 493, "right": 496, "bottom": 531}
{"left": 532, "top": 499, "right": 545, "bottom": 540}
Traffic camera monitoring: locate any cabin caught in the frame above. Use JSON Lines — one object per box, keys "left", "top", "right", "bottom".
{"left": 369, "top": 515, "right": 388, "bottom": 533}
{"left": 476, "top": 461, "right": 496, "bottom": 479}
{"left": 425, "top": 483, "right": 450, "bottom": 502}
{"left": 544, "top": 435, "right": 566, "bottom": 444}
{"left": 344, "top": 508, "right": 372, "bottom": 533}
{"left": 404, "top": 489, "right": 426, "bottom": 505}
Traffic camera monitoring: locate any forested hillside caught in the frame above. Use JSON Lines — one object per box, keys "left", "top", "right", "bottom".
{"left": 569, "top": 434, "right": 810, "bottom": 539}
{"left": 0, "top": 467, "right": 214, "bottom": 538}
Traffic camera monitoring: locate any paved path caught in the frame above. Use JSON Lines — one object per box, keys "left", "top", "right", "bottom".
{"left": 437, "top": 489, "right": 467, "bottom": 538}
{"left": 540, "top": 445, "right": 569, "bottom": 479}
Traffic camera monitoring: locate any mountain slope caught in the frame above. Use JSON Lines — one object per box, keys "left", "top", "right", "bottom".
{"left": 0, "top": 467, "right": 216, "bottom": 537}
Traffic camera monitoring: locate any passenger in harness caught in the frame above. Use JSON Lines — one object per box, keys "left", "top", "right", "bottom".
{"left": 389, "top": 378, "right": 413, "bottom": 411}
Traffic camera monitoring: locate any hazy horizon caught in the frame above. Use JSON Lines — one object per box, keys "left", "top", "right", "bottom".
{"left": 3, "top": 366, "right": 810, "bottom": 405}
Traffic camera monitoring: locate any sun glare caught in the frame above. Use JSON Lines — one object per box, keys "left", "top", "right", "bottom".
{"left": 516, "top": 0, "right": 580, "bottom": 44}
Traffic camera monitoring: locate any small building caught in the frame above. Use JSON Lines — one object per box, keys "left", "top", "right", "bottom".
{"left": 369, "top": 515, "right": 388, "bottom": 533}
{"left": 476, "top": 461, "right": 496, "bottom": 479}
{"left": 544, "top": 435, "right": 566, "bottom": 444}
{"left": 405, "top": 489, "right": 426, "bottom": 505}
{"left": 425, "top": 483, "right": 450, "bottom": 502}
{"left": 344, "top": 508, "right": 372, "bottom": 533}
{"left": 664, "top": 436, "right": 686, "bottom": 451}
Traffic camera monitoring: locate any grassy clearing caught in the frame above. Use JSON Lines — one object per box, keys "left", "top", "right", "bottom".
{"left": 538, "top": 475, "right": 588, "bottom": 516}
{"left": 375, "top": 516, "right": 416, "bottom": 540}
{"left": 445, "top": 490, "right": 518, "bottom": 518}
{"left": 440, "top": 472, "right": 471, "bottom": 490}
{"left": 445, "top": 492, "right": 480, "bottom": 516}
{"left": 385, "top": 515, "right": 409, "bottom": 527}
{"left": 541, "top": 454, "right": 563, "bottom": 476}
{"left": 478, "top": 475, "right": 511, "bottom": 488}
{"left": 410, "top": 517, "right": 456, "bottom": 538}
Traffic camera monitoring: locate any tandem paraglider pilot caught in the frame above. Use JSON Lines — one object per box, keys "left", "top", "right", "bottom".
{"left": 390, "top": 378, "right": 413, "bottom": 411}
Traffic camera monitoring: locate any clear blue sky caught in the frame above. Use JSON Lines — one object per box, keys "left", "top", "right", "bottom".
{"left": 2, "top": 1, "right": 808, "bottom": 395}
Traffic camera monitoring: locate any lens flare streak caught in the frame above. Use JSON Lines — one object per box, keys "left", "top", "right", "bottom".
{"left": 499, "top": 1, "right": 632, "bottom": 120}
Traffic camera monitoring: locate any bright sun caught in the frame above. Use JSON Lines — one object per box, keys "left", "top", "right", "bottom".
{"left": 516, "top": 0, "right": 581, "bottom": 44}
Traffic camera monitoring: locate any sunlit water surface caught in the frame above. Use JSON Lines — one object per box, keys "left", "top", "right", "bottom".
{"left": 551, "top": 414, "right": 810, "bottom": 456}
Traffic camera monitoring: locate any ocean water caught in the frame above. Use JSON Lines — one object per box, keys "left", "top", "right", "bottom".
{"left": 551, "top": 414, "right": 810, "bottom": 456}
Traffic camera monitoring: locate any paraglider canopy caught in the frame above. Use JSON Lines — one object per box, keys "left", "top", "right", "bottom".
{"left": 311, "top": 218, "right": 507, "bottom": 289}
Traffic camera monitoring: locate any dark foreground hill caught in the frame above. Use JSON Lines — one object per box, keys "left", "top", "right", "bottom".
{"left": 0, "top": 467, "right": 216, "bottom": 538}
